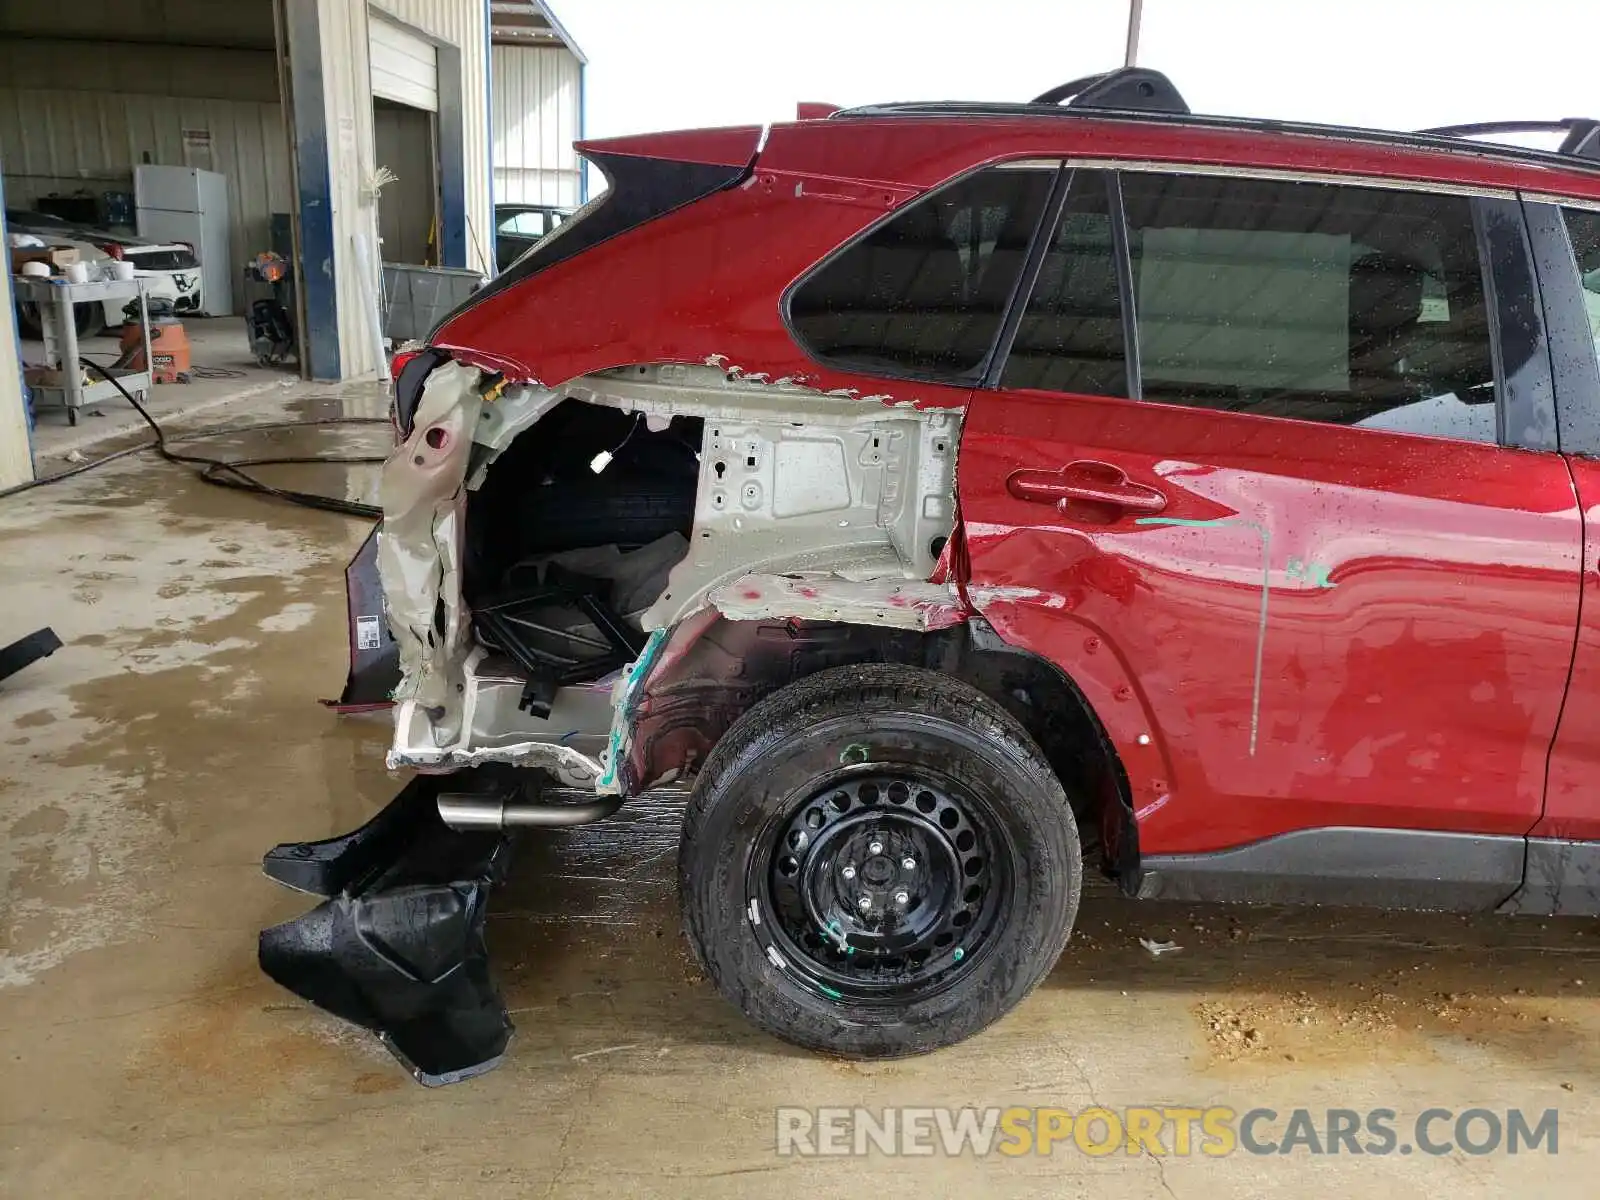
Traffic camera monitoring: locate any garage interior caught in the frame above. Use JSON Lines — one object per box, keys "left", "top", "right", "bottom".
{"left": 0, "top": 0, "right": 292, "bottom": 458}
{"left": 2, "top": 3, "right": 1598, "bottom": 1198}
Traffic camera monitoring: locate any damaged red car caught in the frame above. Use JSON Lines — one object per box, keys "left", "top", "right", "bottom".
{"left": 259, "top": 68, "right": 1600, "bottom": 1085}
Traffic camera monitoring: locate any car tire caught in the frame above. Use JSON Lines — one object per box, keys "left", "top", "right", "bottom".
{"left": 680, "top": 662, "right": 1081, "bottom": 1058}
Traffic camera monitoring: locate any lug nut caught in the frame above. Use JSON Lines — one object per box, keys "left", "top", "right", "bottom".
{"left": 894, "top": 890, "right": 909, "bottom": 905}
{"left": 869, "top": 841, "right": 884, "bottom": 855}
{"left": 857, "top": 895, "right": 872, "bottom": 911}
{"left": 841, "top": 864, "right": 857, "bottom": 880}
{"left": 902, "top": 857, "right": 916, "bottom": 870}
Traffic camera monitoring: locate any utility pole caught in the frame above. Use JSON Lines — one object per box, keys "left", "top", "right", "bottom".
{"left": 1124, "top": 0, "right": 1144, "bottom": 67}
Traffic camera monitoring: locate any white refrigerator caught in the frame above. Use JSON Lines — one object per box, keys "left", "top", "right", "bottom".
{"left": 135, "top": 165, "right": 233, "bottom": 316}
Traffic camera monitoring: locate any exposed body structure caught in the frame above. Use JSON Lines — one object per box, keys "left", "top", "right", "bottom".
{"left": 260, "top": 70, "right": 1600, "bottom": 1085}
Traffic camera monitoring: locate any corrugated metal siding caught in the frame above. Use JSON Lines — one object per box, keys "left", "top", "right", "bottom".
{"left": 372, "top": 0, "right": 491, "bottom": 267}
{"left": 370, "top": 14, "right": 439, "bottom": 111}
{"left": 491, "top": 45, "right": 581, "bottom": 207}
{"left": 0, "top": 87, "right": 292, "bottom": 302}
{"left": 318, "top": 0, "right": 491, "bottom": 379}
{"left": 0, "top": 39, "right": 278, "bottom": 103}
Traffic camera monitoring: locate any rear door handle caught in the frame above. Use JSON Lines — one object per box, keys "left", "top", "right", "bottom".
{"left": 1007, "top": 461, "right": 1167, "bottom": 515}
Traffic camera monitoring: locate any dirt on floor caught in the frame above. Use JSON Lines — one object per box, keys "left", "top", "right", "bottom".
{"left": 2, "top": 382, "right": 1598, "bottom": 1198}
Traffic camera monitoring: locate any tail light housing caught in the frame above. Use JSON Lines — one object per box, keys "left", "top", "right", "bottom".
{"left": 104, "top": 243, "right": 124, "bottom": 260}
{"left": 390, "top": 347, "right": 448, "bottom": 439}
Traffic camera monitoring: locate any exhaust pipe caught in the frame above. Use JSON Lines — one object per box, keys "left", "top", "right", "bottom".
{"left": 436, "top": 790, "right": 623, "bottom": 830}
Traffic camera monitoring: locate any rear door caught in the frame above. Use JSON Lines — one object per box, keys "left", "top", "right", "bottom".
{"left": 1536, "top": 202, "right": 1600, "bottom": 846}
{"left": 958, "top": 166, "right": 1581, "bottom": 857}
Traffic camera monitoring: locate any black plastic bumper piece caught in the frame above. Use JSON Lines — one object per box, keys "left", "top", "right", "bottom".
{"left": 259, "top": 776, "right": 515, "bottom": 1086}
{"left": 0, "top": 627, "right": 62, "bottom": 684}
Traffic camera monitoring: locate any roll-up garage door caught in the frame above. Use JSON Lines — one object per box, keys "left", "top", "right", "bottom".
{"left": 370, "top": 15, "right": 437, "bottom": 112}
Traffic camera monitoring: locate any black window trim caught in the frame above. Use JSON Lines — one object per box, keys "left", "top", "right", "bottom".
{"left": 1522, "top": 198, "right": 1600, "bottom": 456}
{"left": 980, "top": 164, "right": 1073, "bottom": 388}
{"left": 988, "top": 162, "right": 1555, "bottom": 451}
{"left": 779, "top": 157, "right": 1067, "bottom": 391}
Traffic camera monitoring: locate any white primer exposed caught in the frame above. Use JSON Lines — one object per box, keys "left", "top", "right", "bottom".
{"left": 382, "top": 362, "right": 965, "bottom": 779}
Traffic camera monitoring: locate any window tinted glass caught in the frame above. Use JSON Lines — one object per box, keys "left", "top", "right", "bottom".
{"left": 1565, "top": 207, "right": 1600, "bottom": 359}
{"left": 789, "top": 165, "right": 1057, "bottom": 380}
{"left": 1119, "top": 173, "right": 1497, "bottom": 441}
{"left": 1002, "top": 173, "right": 1127, "bottom": 395}
{"left": 498, "top": 210, "right": 547, "bottom": 236}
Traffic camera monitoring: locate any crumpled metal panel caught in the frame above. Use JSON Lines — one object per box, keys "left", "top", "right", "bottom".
{"left": 378, "top": 361, "right": 967, "bottom": 783}
{"left": 379, "top": 361, "right": 482, "bottom": 728}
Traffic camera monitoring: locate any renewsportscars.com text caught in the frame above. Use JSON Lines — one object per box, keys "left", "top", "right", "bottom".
{"left": 775, "top": 1106, "right": 1559, "bottom": 1158}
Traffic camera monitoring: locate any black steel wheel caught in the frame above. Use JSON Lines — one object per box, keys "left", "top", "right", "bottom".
{"left": 759, "top": 771, "right": 1010, "bottom": 1004}
{"left": 681, "top": 663, "right": 1081, "bottom": 1058}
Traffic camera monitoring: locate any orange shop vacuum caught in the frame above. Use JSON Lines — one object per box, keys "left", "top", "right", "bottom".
{"left": 116, "top": 305, "right": 192, "bottom": 384}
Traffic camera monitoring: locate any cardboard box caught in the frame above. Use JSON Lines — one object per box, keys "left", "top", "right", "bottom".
{"left": 10, "top": 246, "right": 81, "bottom": 274}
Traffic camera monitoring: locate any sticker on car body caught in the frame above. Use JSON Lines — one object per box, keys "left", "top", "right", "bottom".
{"left": 356, "top": 614, "right": 382, "bottom": 651}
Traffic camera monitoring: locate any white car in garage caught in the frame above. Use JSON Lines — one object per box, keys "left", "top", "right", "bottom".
{"left": 7, "top": 209, "right": 203, "bottom": 336}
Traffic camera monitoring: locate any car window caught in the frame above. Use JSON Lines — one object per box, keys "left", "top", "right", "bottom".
{"left": 1002, "top": 173, "right": 1127, "bottom": 396}
{"left": 498, "top": 210, "right": 546, "bottom": 236}
{"left": 1007, "top": 170, "right": 1499, "bottom": 444}
{"left": 1124, "top": 172, "right": 1497, "bottom": 441}
{"left": 788, "top": 164, "right": 1058, "bottom": 381}
{"left": 1564, "top": 207, "right": 1600, "bottom": 360}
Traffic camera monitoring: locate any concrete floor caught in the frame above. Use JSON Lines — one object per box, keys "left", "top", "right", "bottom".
{"left": 20, "top": 317, "right": 299, "bottom": 467}
{"left": 3, "top": 380, "right": 1599, "bottom": 1198}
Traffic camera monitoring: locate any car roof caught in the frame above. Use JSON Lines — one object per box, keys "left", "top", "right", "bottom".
{"left": 831, "top": 68, "right": 1600, "bottom": 190}
{"left": 834, "top": 101, "right": 1600, "bottom": 180}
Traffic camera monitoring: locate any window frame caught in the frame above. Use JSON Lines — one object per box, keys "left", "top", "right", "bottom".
{"left": 779, "top": 157, "right": 1071, "bottom": 389}
{"left": 1526, "top": 199, "right": 1600, "bottom": 456}
{"left": 989, "top": 161, "right": 1557, "bottom": 452}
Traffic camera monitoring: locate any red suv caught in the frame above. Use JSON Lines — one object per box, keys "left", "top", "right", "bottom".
{"left": 260, "top": 69, "right": 1600, "bottom": 1086}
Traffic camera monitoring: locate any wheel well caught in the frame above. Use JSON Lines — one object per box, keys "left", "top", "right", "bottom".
{"left": 625, "top": 615, "right": 1135, "bottom": 873}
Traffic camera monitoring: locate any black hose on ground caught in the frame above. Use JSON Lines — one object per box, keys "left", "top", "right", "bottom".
{"left": 0, "top": 360, "right": 390, "bottom": 518}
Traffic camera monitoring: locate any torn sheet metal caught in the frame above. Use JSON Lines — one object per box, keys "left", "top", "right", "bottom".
{"left": 378, "top": 361, "right": 481, "bottom": 722}
{"left": 710, "top": 574, "right": 967, "bottom": 631}
{"left": 377, "top": 360, "right": 967, "bottom": 789}
{"left": 389, "top": 648, "right": 611, "bottom": 785}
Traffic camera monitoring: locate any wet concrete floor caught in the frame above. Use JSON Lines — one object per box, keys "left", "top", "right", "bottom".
{"left": 3, "top": 383, "right": 1599, "bottom": 1197}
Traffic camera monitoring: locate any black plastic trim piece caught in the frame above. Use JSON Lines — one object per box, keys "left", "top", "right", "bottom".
{"left": 391, "top": 346, "right": 449, "bottom": 439}
{"left": 0, "top": 627, "right": 62, "bottom": 684}
{"left": 1523, "top": 200, "right": 1600, "bottom": 456}
{"left": 1031, "top": 68, "right": 1190, "bottom": 115}
{"left": 1474, "top": 196, "right": 1559, "bottom": 451}
{"left": 1105, "top": 171, "right": 1142, "bottom": 400}
{"left": 980, "top": 164, "right": 1072, "bottom": 389}
{"left": 1134, "top": 827, "right": 1525, "bottom": 911}
{"left": 260, "top": 773, "right": 516, "bottom": 1086}
{"left": 1499, "top": 838, "right": 1600, "bottom": 915}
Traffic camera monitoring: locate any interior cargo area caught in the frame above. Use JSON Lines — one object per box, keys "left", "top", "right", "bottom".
{"left": 461, "top": 400, "right": 704, "bottom": 719}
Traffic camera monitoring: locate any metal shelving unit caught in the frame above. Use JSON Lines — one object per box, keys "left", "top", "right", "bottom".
{"left": 15, "top": 276, "right": 152, "bottom": 426}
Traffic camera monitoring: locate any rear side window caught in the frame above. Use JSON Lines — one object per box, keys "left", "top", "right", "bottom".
{"left": 1006, "top": 170, "right": 1499, "bottom": 444}
{"left": 788, "top": 164, "right": 1057, "bottom": 381}
{"left": 1565, "top": 207, "right": 1600, "bottom": 357}
{"left": 1002, "top": 174, "right": 1127, "bottom": 396}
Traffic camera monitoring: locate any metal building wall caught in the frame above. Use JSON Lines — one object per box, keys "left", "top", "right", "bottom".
{"left": 0, "top": 40, "right": 291, "bottom": 317}
{"left": 313, "top": 0, "right": 491, "bottom": 380}
{"left": 491, "top": 45, "right": 581, "bottom": 208}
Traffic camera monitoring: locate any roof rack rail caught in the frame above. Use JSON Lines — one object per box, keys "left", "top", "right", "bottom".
{"left": 1030, "top": 68, "right": 1189, "bottom": 115}
{"left": 1419, "top": 118, "right": 1600, "bottom": 162}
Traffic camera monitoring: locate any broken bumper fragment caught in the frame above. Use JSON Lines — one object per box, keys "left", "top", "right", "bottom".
{"left": 259, "top": 775, "right": 515, "bottom": 1086}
